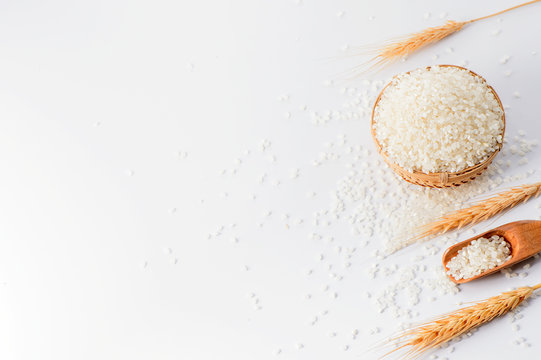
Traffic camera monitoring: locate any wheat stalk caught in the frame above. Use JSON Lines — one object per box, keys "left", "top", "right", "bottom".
{"left": 363, "top": 0, "right": 541, "bottom": 70}
{"left": 404, "top": 182, "right": 541, "bottom": 247}
{"left": 367, "top": 21, "right": 466, "bottom": 70}
{"left": 382, "top": 284, "right": 540, "bottom": 359}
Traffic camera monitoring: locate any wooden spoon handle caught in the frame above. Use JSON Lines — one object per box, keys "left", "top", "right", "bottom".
{"left": 502, "top": 220, "right": 541, "bottom": 262}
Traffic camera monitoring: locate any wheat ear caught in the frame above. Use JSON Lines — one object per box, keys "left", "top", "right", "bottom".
{"left": 364, "top": 0, "right": 541, "bottom": 70}
{"left": 366, "top": 20, "right": 466, "bottom": 70}
{"left": 383, "top": 284, "right": 540, "bottom": 359}
{"left": 405, "top": 182, "right": 541, "bottom": 247}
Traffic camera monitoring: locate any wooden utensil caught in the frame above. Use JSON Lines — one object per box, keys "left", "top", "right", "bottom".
{"left": 442, "top": 220, "right": 541, "bottom": 284}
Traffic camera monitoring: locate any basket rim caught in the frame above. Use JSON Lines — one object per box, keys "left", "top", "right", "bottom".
{"left": 370, "top": 64, "right": 506, "bottom": 183}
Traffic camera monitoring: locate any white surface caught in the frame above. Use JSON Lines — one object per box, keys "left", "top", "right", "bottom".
{"left": 0, "top": 0, "right": 541, "bottom": 359}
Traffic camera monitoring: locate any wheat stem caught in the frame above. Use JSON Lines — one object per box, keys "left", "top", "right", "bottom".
{"left": 467, "top": 0, "right": 541, "bottom": 23}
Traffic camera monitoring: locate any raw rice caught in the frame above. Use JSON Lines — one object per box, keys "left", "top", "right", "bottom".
{"left": 446, "top": 235, "right": 511, "bottom": 280}
{"left": 373, "top": 66, "right": 504, "bottom": 173}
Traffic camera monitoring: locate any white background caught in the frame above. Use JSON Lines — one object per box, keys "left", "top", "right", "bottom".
{"left": 0, "top": 0, "right": 540, "bottom": 359}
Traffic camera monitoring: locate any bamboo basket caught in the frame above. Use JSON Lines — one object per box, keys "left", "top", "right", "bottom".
{"left": 370, "top": 65, "right": 506, "bottom": 188}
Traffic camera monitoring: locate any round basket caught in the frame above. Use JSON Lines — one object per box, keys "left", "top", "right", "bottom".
{"left": 370, "top": 65, "right": 506, "bottom": 188}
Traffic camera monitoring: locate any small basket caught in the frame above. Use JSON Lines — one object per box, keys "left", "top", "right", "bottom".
{"left": 370, "top": 65, "right": 506, "bottom": 188}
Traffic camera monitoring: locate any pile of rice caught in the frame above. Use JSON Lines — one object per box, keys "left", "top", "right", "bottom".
{"left": 373, "top": 66, "right": 504, "bottom": 174}
{"left": 446, "top": 235, "right": 511, "bottom": 280}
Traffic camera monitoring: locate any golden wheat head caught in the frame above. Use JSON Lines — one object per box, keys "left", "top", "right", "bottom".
{"left": 358, "top": 0, "right": 541, "bottom": 72}
{"left": 369, "top": 21, "right": 465, "bottom": 69}
{"left": 408, "top": 182, "right": 541, "bottom": 246}
{"left": 384, "top": 286, "right": 536, "bottom": 359}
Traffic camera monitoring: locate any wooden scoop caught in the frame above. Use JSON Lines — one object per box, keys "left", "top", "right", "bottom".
{"left": 442, "top": 220, "right": 541, "bottom": 284}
